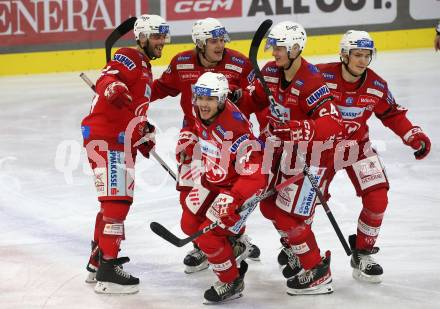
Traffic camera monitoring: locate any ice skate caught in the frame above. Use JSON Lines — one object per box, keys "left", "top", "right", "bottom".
{"left": 203, "top": 261, "right": 248, "bottom": 304}
{"left": 85, "top": 240, "right": 99, "bottom": 283}
{"left": 94, "top": 256, "right": 139, "bottom": 294}
{"left": 286, "top": 251, "right": 333, "bottom": 295}
{"left": 349, "top": 234, "right": 383, "bottom": 283}
{"left": 184, "top": 243, "right": 209, "bottom": 274}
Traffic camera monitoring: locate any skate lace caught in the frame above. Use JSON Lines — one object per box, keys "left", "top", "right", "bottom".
{"left": 285, "top": 248, "right": 300, "bottom": 269}
{"left": 189, "top": 248, "right": 205, "bottom": 261}
{"left": 359, "top": 254, "right": 378, "bottom": 271}
{"left": 298, "top": 269, "right": 314, "bottom": 285}
{"left": 214, "top": 281, "right": 233, "bottom": 296}
{"left": 114, "top": 265, "right": 131, "bottom": 279}
{"left": 233, "top": 235, "right": 252, "bottom": 262}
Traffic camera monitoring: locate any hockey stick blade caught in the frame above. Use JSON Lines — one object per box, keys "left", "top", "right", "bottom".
{"left": 105, "top": 16, "right": 137, "bottom": 62}
{"left": 150, "top": 222, "right": 188, "bottom": 247}
{"left": 249, "top": 19, "right": 272, "bottom": 71}
{"left": 150, "top": 221, "right": 219, "bottom": 247}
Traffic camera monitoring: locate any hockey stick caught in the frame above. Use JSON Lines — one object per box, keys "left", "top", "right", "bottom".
{"left": 150, "top": 172, "right": 305, "bottom": 247}
{"left": 248, "top": 20, "right": 352, "bottom": 256}
{"left": 105, "top": 16, "right": 137, "bottom": 63}
{"left": 79, "top": 73, "right": 177, "bottom": 181}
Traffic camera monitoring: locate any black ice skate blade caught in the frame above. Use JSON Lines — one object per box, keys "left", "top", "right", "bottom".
{"left": 203, "top": 293, "right": 243, "bottom": 305}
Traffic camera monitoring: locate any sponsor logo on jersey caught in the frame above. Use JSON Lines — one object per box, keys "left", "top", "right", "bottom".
{"left": 225, "top": 63, "right": 242, "bottom": 73}
{"left": 337, "top": 106, "right": 365, "bottom": 119}
{"left": 295, "top": 79, "right": 304, "bottom": 87}
{"left": 366, "top": 87, "right": 383, "bottom": 98}
{"left": 216, "top": 125, "right": 227, "bottom": 137}
{"left": 177, "top": 55, "right": 191, "bottom": 62}
{"left": 81, "top": 125, "right": 90, "bottom": 139}
{"left": 231, "top": 56, "right": 245, "bottom": 65}
{"left": 358, "top": 95, "right": 378, "bottom": 105}
{"left": 265, "top": 66, "right": 278, "bottom": 73}
{"left": 322, "top": 72, "right": 335, "bottom": 80}
{"left": 232, "top": 111, "right": 244, "bottom": 121}
{"left": 247, "top": 70, "right": 255, "bottom": 82}
{"left": 346, "top": 97, "right": 354, "bottom": 105}
{"left": 307, "top": 63, "right": 319, "bottom": 74}
{"left": 114, "top": 54, "right": 136, "bottom": 70}
{"left": 179, "top": 71, "right": 200, "bottom": 81}
{"left": 200, "top": 140, "right": 221, "bottom": 158}
{"left": 202, "top": 130, "right": 208, "bottom": 139}
{"left": 373, "top": 79, "right": 385, "bottom": 89}
{"left": 290, "top": 88, "right": 300, "bottom": 96}
{"left": 230, "top": 134, "right": 249, "bottom": 153}
{"left": 264, "top": 76, "right": 279, "bottom": 84}
{"left": 177, "top": 63, "right": 194, "bottom": 70}
{"left": 326, "top": 82, "right": 337, "bottom": 89}
{"left": 108, "top": 151, "right": 122, "bottom": 195}
{"left": 306, "top": 85, "right": 330, "bottom": 106}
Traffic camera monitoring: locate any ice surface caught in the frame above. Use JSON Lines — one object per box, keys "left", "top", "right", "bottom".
{"left": 0, "top": 49, "right": 439, "bottom": 309}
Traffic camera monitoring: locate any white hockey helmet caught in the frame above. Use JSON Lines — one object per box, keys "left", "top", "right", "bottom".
{"left": 192, "top": 18, "right": 230, "bottom": 47}
{"left": 193, "top": 72, "right": 229, "bottom": 106}
{"left": 340, "top": 30, "right": 375, "bottom": 56}
{"left": 134, "top": 14, "right": 170, "bottom": 43}
{"left": 265, "top": 21, "right": 307, "bottom": 54}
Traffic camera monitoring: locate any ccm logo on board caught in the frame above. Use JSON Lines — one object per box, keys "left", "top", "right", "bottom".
{"left": 166, "top": 0, "right": 242, "bottom": 20}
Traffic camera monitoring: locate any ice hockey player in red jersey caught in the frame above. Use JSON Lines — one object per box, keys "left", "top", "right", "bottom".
{"left": 150, "top": 17, "right": 261, "bottom": 274}
{"left": 80, "top": 14, "right": 170, "bottom": 294}
{"left": 316, "top": 30, "right": 431, "bottom": 283}
{"left": 239, "top": 21, "right": 345, "bottom": 295}
{"left": 186, "top": 72, "right": 265, "bottom": 303}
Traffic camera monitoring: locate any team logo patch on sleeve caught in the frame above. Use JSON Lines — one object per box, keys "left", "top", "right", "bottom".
{"left": 114, "top": 54, "right": 136, "bottom": 70}
{"left": 306, "top": 85, "right": 330, "bottom": 106}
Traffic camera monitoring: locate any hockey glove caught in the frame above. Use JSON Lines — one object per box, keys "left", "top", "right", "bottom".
{"left": 402, "top": 127, "right": 431, "bottom": 160}
{"left": 272, "top": 119, "right": 315, "bottom": 143}
{"left": 104, "top": 81, "right": 132, "bottom": 108}
{"left": 134, "top": 121, "right": 156, "bottom": 158}
{"left": 209, "top": 192, "right": 243, "bottom": 228}
{"left": 176, "top": 128, "right": 198, "bottom": 164}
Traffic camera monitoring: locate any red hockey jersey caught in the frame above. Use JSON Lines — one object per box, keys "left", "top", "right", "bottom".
{"left": 192, "top": 101, "right": 265, "bottom": 200}
{"left": 151, "top": 48, "right": 256, "bottom": 128}
{"left": 243, "top": 58, "right": 345, "bottom": 144}
{"left": 81, "top": 47, "right": 153, "bottom": 149}
{"left": 316, "top": 62, "right": 414, "bottom": 142}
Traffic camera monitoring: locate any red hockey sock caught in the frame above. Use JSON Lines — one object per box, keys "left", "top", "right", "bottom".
{"left": 356, "top": 188, "right": 388, "bottom": 250}
{"left": 98, "top": 200, "right": 130, "bottom": 259}
{"left": 289, "top": 230, "right": 321, "bottom": 270}
{"left": 196, "top": 222, "right": 238, "bottom": 283}
{"left": 93, "top": 208, "right": 104, "bottom": 242}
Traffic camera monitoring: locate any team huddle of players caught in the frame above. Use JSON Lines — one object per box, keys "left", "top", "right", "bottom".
{"left": 80, "top": 14, "right": 431, "bottom": 303}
